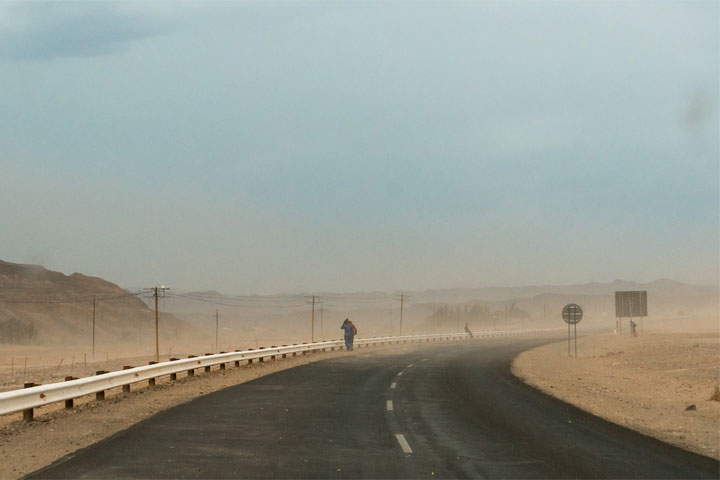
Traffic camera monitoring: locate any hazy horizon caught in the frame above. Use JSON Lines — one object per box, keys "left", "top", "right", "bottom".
{"left": 1, "top": 2, "right": 717, "bottom": 295}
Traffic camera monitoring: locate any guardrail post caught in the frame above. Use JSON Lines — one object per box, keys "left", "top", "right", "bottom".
{"left": 95, "top": 371, "right": 107, "bottom": 400}
{"left": 148, "top": 362, "right": 158, "bottom": 385}
{"left": 187, "top": 355, "right": 196, "bottom": 376}
{"left": 122, "top": 366, "right": 133, "bottom": 392}
{"left": 219, "top": 352, "right": 226, "bottom": 370}
{"left": 23, "top": 382, "right": 36, "bottom": 421}
{"left": 169, "top": 359, "right": 178, "bottom": 380}
{"left": 64, "top": 377, "right": 76, "bottom": 409}
{"left": 270, "top": 346, "right": 277, "bottom": 360}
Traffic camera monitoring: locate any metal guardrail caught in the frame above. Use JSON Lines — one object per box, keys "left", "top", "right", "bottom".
{"left": 0, "top": 328, "right": 557, "bottom": 418}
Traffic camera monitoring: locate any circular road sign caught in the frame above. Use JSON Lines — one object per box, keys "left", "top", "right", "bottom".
{"left": 562, "top": 304, "right": 583, "bottom": 324}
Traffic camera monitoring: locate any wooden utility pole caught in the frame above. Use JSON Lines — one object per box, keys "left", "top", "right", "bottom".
{"left": 145, "top": 286, "right": 169, "bottom": 363}
{"left": 92, "top": 295, "right": 96, "bottom": 361}
{"left": 320, "top": 305, "right": 324, "bottom": 340}
{"left": 399, "top": 293, "right": 404, "bottom": 336}
{"left": 311, "top": 295, "right": 316, "bottom": 342}
{"left": 154, "top": 287, "right": 159, "bottom": 362}
{"left": 215, "top": 310, "right": 219, "bottom": 353}
{"left": 304, "top": 295, "right": 319, "bottom": 342}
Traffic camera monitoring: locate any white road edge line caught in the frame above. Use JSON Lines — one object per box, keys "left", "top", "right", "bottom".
{"left": 386, "top": 400, "right": 394, "bottom": 411}
{"left": 391, "top": 382, "right": 397, "bottom": 389}
{"left": 395, "top": 434, "right": 413, "bottom": 454}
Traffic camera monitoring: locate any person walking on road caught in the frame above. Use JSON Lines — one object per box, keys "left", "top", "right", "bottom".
{"left": 341, "top": 318, "right": 356, "bottom": 351}
{"left": 464, "top": 322, "right": 473, "bottom": 339}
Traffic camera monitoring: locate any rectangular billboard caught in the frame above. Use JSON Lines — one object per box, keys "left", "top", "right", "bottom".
{"left": 615, "top": 291, "right": 647, "bottom": 317}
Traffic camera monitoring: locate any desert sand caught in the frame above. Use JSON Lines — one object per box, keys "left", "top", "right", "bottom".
{"left": 513, "top": 327, "right": 720, "bottom": 461}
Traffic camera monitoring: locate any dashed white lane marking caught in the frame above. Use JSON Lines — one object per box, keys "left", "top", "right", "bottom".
{"left": 395, "top": 434, "right": 413, "bottom": 454}
{"left": 391, "top": 382, "right": 397, "bottom": 389}
{"left": 386, "top": 400, "right": 394, "bottom": 411}
{"left": 421, "top": 358, "right": 428, "bottom": 362}
{"left": 397, "top": 371, "right": 403, "bottom": 376}
{"left": 407, "top": 364, "right": 414, "bottom": 368}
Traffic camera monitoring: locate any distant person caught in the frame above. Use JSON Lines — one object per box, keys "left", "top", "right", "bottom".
{"left": 630, "top": 320, "right": 638, "bottom": 337}
{"left": 464, "top": 322, "right": 473, "bottom": 339}
{"left": 341, "top": 319, "right": 355, "bottom": 351}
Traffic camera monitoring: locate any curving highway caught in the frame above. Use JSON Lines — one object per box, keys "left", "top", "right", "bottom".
{"left": 28, "top": 337, "right": 719, "bottom": 479}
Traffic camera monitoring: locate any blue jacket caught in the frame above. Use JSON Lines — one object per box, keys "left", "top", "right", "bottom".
{"left": 341, "top": 323, "right": 354, "bottom": 337}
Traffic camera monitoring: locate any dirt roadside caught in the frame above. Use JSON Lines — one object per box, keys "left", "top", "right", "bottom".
{"left": 512, "top": 331, "right": 720, "bottom": 460}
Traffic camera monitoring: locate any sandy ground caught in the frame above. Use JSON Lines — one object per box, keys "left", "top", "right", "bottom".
{"left": 513, "top": 330, "right": 720, "bottom": 461}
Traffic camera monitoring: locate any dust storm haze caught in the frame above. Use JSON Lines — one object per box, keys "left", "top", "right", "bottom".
{"left": 0, "top": 3, "right": 717, "bottom": 371}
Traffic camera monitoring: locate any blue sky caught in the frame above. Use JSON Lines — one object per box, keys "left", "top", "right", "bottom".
{"left": 0, "top": 1, "right": 717, "bottom": 293}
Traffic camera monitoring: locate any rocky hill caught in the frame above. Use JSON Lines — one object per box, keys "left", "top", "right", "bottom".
{"left": 0, "top": 260, "right": 191, "bottom": 346}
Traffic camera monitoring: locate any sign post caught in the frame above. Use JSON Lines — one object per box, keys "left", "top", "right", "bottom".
{"left": 562, "top": 303, "right": 583, "bottom": 357}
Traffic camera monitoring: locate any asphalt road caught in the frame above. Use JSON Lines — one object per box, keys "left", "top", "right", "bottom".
{"left": 28, "top": 337, "right": 719, "bottom": 479}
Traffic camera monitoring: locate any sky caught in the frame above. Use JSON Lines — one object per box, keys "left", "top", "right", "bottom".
{"left": 0, "top": 1, "right": 717, "bottom": 294}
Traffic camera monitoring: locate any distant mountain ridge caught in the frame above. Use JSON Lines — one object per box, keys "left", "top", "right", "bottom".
{"left": 409, "top": 279, "right": 717, "bottom": 303}
{"left": 0, "top": 259, "right": 191, "bottom": 346}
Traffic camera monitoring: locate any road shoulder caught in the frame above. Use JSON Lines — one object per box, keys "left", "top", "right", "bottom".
{"left": 0, "top": 349, "right": 355, "bottom": 479}
{"left": 512, "top": 331, "right": 720, "bottom": 460}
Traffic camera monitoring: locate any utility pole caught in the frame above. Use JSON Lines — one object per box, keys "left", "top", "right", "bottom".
{"left": 311, "top": 296, "right": 315, "bottom": 342}
{"left": 399, "top": 293, "right": 405, "bottom": 336}
{"left": 215, "top": 310, "right": 219, "bottom": 353}
{"left": 145, "top": 286, "right": 169, "bottom": 363}
{"left": 92, "top": 295, "right": 96, "bottom": 361}
{"left": 154, "top": 288, "right": 159, "bottom": 362}
{"left": 320, "top": 305, "right": 324, "bottom": 340}
{"left": 306, "top": 295, "right": 318, "bottom": 342}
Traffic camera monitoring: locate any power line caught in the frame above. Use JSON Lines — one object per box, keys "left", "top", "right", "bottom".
{"left": 171, "top": 291, "right": 305, "bottom": 302}
{"left": 0, "top": 291, "right": 144, "bottom": 304}
{"left": 168, "top": 293, "right": 306, "bottom": 308}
